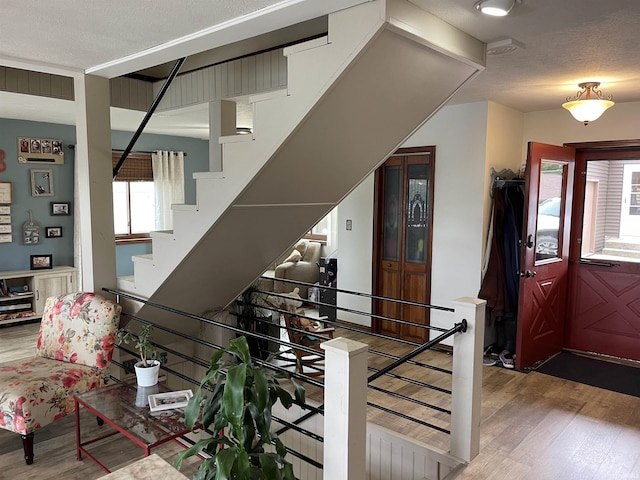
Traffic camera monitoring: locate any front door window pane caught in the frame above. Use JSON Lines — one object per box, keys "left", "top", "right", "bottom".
{"left": 536, "top": 162, "right": 564, "bottom": 262}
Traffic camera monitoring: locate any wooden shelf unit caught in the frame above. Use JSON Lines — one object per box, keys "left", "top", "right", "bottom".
{"left": 0, "top": 266, "right": 77, "bottom": 326}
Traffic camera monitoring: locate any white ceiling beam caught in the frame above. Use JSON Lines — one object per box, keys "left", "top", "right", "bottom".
{"left": 86, "top": 0, "right": 371, "bottom": 79}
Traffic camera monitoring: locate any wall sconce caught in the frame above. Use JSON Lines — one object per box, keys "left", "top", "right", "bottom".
{"left": 562, "top": 82, "right": 614, "bottom": 126}
{"left": 474, "top": 0, "right": 517, "bottom": 16}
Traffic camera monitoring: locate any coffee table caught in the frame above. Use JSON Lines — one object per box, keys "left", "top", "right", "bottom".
{"left": 74, "top": 382, "right": 192, "bottom": 473}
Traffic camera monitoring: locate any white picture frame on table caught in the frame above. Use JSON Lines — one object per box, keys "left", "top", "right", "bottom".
{"left": 148, "top": 390, "right": 193, "bottom": 412}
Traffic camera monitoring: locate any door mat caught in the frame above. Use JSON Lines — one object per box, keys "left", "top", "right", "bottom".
{"left": 535, "top": 351, "right": 640, "bottom": 398}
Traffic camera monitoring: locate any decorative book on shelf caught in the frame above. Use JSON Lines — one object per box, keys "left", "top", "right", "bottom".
{"left": 0, "top": 303, "right": 32, "bottom": 312}
{"left": 0, "top": 311, "right": 35, "bottom": 322}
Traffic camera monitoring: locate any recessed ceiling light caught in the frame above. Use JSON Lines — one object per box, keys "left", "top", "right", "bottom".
{"left": 475, "top": 0, "right": 520, "bottom": 16}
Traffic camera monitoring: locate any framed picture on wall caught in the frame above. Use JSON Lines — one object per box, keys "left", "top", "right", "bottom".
{"left": 30, "top": 254, "right": 53, "bottom": 270}
{"left": 0, "top": 182, "right": 12, "bottom": 204}
{"left": 50, "top": 202, "right": 71, "bottom": 216}
{"left": 30, "top": 169, "right": 54, "bottom": 197}
{"left": 45, "top": 226, "right": 62, "bottom": 238}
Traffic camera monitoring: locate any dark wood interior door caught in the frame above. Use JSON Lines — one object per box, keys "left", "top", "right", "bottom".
{"left": 516, "top": 142, "right": 575, "bottom": 369}
{"left": 372, "top": 147, "right": 434, "bottom": 343}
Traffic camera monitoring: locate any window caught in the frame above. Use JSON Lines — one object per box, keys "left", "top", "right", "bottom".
{"left": 112, "top": 153, "right": 154, "bottom": 243}
{"left": 305, "top": 212, "right": 331, "bottom": 243}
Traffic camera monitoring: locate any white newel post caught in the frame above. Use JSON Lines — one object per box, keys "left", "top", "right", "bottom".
{"left": 321, "top": 337, "right": 368, "bottom": 480}
{"left": 450, "top": 297, "right": 486, "bottom": 462}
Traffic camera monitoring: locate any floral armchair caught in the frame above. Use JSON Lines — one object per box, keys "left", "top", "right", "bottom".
{"left": 0, "top": 291, "right": 121, "bottom": 464}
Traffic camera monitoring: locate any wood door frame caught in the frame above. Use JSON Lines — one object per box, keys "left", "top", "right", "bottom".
{"left": 564, "top": 140, "right": 640, "bottom": 360}
{"left": 371, "top": 146, "right": 435, "bottom": 340}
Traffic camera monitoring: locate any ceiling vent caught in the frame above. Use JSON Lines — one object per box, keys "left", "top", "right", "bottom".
{"left": 486, "top": 38, "right": 524, "bottom": 55}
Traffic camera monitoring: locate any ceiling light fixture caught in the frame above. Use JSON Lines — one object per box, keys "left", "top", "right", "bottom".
{"left": 562, "top": 82, "right": 614, "bottom": 126}
{"left": 475, "top": 0, "right": 517, "bottom": 16}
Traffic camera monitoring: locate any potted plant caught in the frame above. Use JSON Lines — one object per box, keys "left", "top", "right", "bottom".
{"left": 116, "top": 324, "right": 165, "bottom": 387}
{"left": 173, "top": 336, "right": 305, "bottom": 479}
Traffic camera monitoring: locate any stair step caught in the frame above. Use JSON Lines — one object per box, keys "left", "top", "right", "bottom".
{"left": 132, "top": 253, "right": 154, "bottom": 264}
{"left": 150, "top": 230, "right": 174, "bottom": 240}
{"left": 283, "top": 36, "right": 328, "bottom": 56}
{"left": 601, "top": 248, "right": 640, "bottom": 259}
{"left": 603, "top": 238, "right": 640, "bottom": 251}
{"left": 172, "top": 203, "right": 198, "bottom": 212}
{"left": 220, "top": 133, "right": 254, "bottom": 144}
{"left": 249, "top": 88, "right": 288, "bottom": 104}
{"left": 193, "top": 172, "right": 225, "bottom": 180}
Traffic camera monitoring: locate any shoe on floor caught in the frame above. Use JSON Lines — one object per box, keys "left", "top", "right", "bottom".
{"left": 483, "top": 356, "right": 497, "bottom": 367}
{"left": 499, "top": 350, "right": 514, "bottom": 369}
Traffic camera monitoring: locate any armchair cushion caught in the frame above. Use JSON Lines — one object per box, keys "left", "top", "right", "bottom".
{"left": 274, "top": 241, "right": 322, "bottom": 298}
{"left": 0, "top": 358, "right": 104, "bottom": 435}
{"left": 36, "top": 292, "right": 121, "bottom": 368}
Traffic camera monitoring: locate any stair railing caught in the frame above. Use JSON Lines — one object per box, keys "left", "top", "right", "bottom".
{"left": 103, "top": 284, "right": 484, "bottom": 479}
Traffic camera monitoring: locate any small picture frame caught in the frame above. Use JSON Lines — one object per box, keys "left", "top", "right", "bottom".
{"left": 45, "top": 226, "right": 62, "bottom": 238}
{"left": 31, "top": 169, "right": 54, "bottom": 197}
{"left": 50, "top": 202, "right": 71, "bottom": 216}
{"left": 0, "top": 182, "right": 12, "bottom": 204}
{"left": 148, "top": 390, "right": 193, "bottom": 412}
{"left": 30, "top": 254, "right": 53, "bottom": 270}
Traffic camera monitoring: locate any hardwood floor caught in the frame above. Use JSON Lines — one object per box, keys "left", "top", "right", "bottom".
{"left": 2, "top": 320, "right": 640, "bottom": 479}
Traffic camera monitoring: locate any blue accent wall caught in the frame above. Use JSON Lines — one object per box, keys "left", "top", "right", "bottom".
{"left": 0, "top": 119, "right": 76, "bottom": 271}
{"left": 0, "top": 118, "right": 209, "bottom": 275}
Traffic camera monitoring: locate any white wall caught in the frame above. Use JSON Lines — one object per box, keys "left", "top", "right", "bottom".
{"left": 336, "top": 102, "right": 493, "bottom": 330}
{"left": 403, "top": 102, "right": 489, "bottom": 335}
{"left": 336, "top": 175, "right": 374, "bottom": 326}
{"left": 484, "top": 102, "right": 525, "bottom": 251}
{"left": 523, "top": 100, "right": 640, "bottom": 147}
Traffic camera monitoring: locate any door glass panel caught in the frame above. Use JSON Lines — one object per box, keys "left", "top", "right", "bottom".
{"left": 581, "top": 160, "right": 640, "bottom": 262}
{"left": 383, "top": 166, "right": 401, "bottom": 261}
{"left": 536, "top": 162, "right": 564, "bottom": 262}
{"left": 405, "top": 164, "right": 429, "bottom": 263}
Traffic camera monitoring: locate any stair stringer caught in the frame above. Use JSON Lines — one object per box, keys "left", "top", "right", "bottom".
{"left": 131, "top": 0, "right": 485, "bottom": 328}
{"left": 127, "top": 1, "right": 392, "bottom": 298}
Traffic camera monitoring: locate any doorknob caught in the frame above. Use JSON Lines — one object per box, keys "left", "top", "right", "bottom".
{"left": 525, "top": 270, "right": 537, "bottom": 278}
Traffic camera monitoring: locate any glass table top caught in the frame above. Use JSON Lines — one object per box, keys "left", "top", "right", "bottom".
{"left": 75, "top": 382, "right": 191, "bottom": 446}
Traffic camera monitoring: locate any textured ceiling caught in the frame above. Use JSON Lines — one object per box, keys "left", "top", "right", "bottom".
{"left": 411, "top": 0, "right": 640, "bottom": 111}
{"left": 1, "top": 0, "right": 640, "bottom": 137}
{"left": 0, "top": 0, "right": 286, "bottom": 71}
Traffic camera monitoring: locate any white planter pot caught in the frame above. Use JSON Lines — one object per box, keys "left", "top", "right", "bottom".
{"left": 134, "top": 360, "right": 160, "bottom": 387}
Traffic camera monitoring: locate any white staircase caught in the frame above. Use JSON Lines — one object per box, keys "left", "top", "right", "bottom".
{"left": 119, "top": 0, "right": 485, "bottom": 328}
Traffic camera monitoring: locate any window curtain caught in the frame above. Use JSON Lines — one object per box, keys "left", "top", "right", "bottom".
{"left": 152, "top": 151, "right": 184, "bottom": 230}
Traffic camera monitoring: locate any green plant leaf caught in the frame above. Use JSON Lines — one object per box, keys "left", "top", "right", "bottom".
{"left": 258, "top": 453, "right": 282, "bottom": 479}
{"left": 173, "top": 437, "right": 220, "bottom": 469}
{"left": 272, "top": 386, "right": 293, "bottom": 409}
{"left": 283, "top": 461, "right": 296, "bottom": 480}
{"left": 215, "top": 447, "right": 238, "bottom": 480}
{"left": 184, "top": 388, "right": 204, "bottom": 429}
{"left": 193, "top": 458, "right": 217, "bottom": 480}
{"left": 275, "top": 437, "right": 287, "bottom": 458}
{"left": 224, "top": 363, "right": 247, "bottom": 431}
{"left": 290, "top": 378, "right": 306, "bottom": 405}
{"left": 229, "top": 336, "right": 252, "bottom": 364}
{"left": 254, "top": 367, "right": 269, "bottom": 412}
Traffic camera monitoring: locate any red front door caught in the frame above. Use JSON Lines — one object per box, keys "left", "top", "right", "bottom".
{"left": 516, "top": 142, "right": 575, "bottom": 370}
{"left": 565, "top": 147, "right": 640, "bottom": 360}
